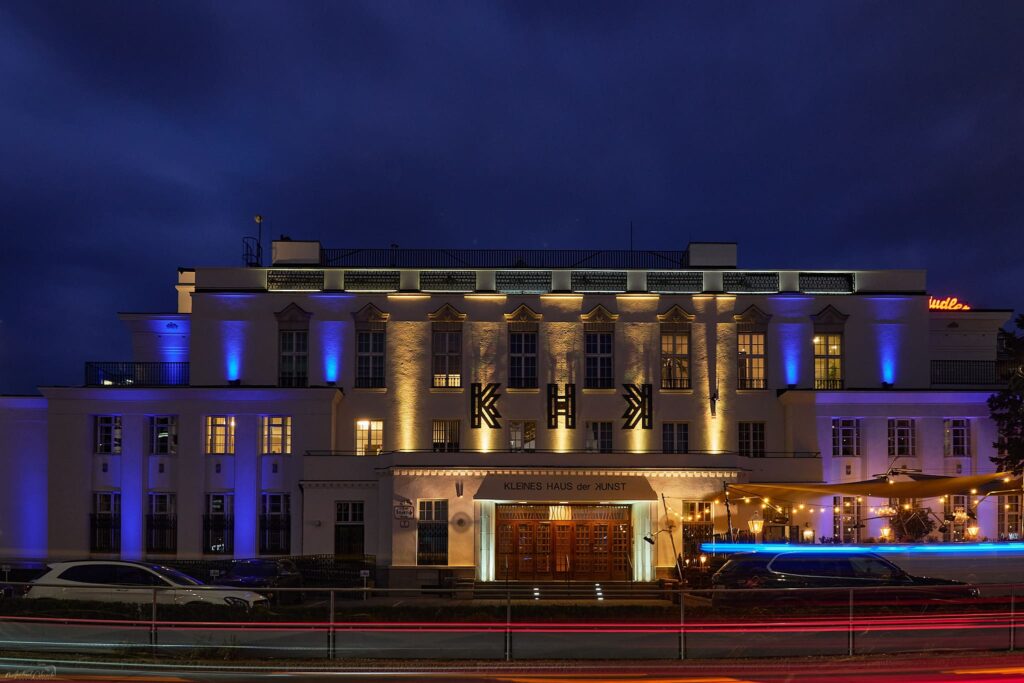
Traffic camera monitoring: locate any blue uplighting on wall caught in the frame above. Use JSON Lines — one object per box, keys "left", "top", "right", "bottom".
{"left": 321, "top": 321, "right": 344, "bottom": 384}
{"left": 777, "top": 323, "right": 804, "bottom": 386}
{"left": 702, "top": 542, "right": 1024, "bottom": 555}
{"left": 222, "top": 321, "right": 248, "bottom": 381}
{"left": 121, "top": 453, "right": 143, "bottom": 560}
{"left": 876, "top": 323, "right": 901, "bottom": 385}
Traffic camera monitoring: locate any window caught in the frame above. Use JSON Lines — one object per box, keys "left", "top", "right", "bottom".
{"left": 943, "top": 494, "right": 969, "bottom": 542}
{"left": 335, "top": 501, "right": 365, "bottom": 556}
{"left": 887, "top": 419, "right": 916, "bottom": 457}
{"left": 848, "top": 555, "right": 899, "bottom": 580}
{"left": 813, "top": 333, "right": 843, "bottom": 389}
{"left": 278, "top": 330, "right": 308, "bottom": 387}
{"left": 203, "top": 493, "right": 233, "bottom": 554}
{"left": 509, "top": 420, "right": 537, "bottom": 452}
{"left": 59, "top": 564, "right": 118, "bottom": 584}
{"left": 417, "top": 499, "right": 448, "bottom": 565}
{"left": 944, "top": 419, "right": 971, "bottom": 457}
{"left": 662, "top": 422, "right": 689, "bottom": 454}
{"left": 737, "top": 332, "right": 766, "bottom": 389}
{"left": 431, "top": 328, "right": 462, "bottom": 387}
{"left": 356, "top": 419, "right": 383, "bottom": 455}
{"left": 585, "top": 421, "right": 613, "bottom": 453}
{"left": 833, "top": 496, "right": 861, "bottom": 543}
{"left": 432, "top": 420, "right": 460, "bottom": 452}
{"left": 90, "top": 492, "right": 121, "bottom": 553}
{"left": 149, "top": 416, "right": 177, "bottom": 455}
{"left": 355, "top": 330, "right": 386, "bottom": 388}
{"left": 738, "top": 422, "right": 766, "bottom": 457}
{"left": 999, "top": 495, "right": 1021, "bottom": 541}
{"left": 509, "top": 331, "right": 538, "bottom": 388}
{"left": 260, "top": 493, "right": 291, "bottom": 555}
{"left": 831, "top": 419, "right": 861, "bottom": 457}
{"left": 146, "top": 493, "right": 177, "bottom": 554}
{"left": 94, "top": 416, "right": 122, "bottom": 454}
{"left": 205, "top": 416, "right": 236, "bottom": 455}
{"left": 661, "top": 331, "right": 690, "bottom": 389}
{"left": 584, "top": 332, "right": 614, "bottom": 389}
{"left": 261, "top": 416, "right": 292, "bottom": 455}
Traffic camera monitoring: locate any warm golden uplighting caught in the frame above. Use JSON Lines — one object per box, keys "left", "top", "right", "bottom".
{"left": 387, "top": 293, "right": 430, "bottom": 300}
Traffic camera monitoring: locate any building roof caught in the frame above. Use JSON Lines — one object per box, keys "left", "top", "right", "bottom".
{"left": 319, "top": 248, "right": 691, "bottom": 269}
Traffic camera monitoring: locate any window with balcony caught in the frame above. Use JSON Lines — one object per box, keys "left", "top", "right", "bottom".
{"left": 737, "top": 332, "right": 766, "bottom": 389}
{"left": 944, "top": 418, "right": 971, "bottom": 457}
{"left": 94, "top": 415, "right": 122, "bottom": 454}
{"left": 810, "top": 305, "right": 848, "bottom": 390}
{"left": 149, "top": 416, "right": 178, "bottom": 455}
{"left": 276, "top": 303, "right": 311, "bottom": 388}
{"left": 90, "top": 492, "right": 121, "bottom": 553}
{"left": 417, "top": 499, "right": 448, "bottom": 565}
{"left": 738, "top": 422, "right": 766, "bottom": 457}
{"left": 335, "top": 501, "right": 365, "bottom": 556}
{"left": 660, "top": 332, "right": 690, "bottom": 389}
{"left": 585, "top": 421, "right": 613, "bottom": 453}
{"left": 146, "top": 492, "right": 177, "bottom": 554}
{"left": 355, "top": 419, "right": 383, "bottom": 455}
{"left": 582, "top": 305, "right": 618, "bottom": 389}
{"left": 831, "top": 418, "right": 861, "bottom": 457}
{"left": 260, "top": 416, "right": 292, "bottom": 455}
{"left": 205, "top": 416, "right": 236, "bottom": 455}
{"left": 260, "top": 492, "right": 291, "bottom": 555}
{"left": 887, "top": 418, "right": 916, "bottom": 457}
{"left": 662, "top": 422, "right": 689, "bottom": 453}
{"left": 203, "top": 493, "right": 233, "bottom": 554}
{"left": 509, "top": 420, "right": 537, "bottom": 452}
{"left": 432, "top": 419, "right": 460, "bottom": 452}
{"left": 431, "top": 328, "right": 462, "bottom": 387}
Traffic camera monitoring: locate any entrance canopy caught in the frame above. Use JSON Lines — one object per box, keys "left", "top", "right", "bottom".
{"left": 474, "top": 474, "right": 657, "bottom": 502}
{"left": 709, "top": 472, "right": 1020, "bottom": 502}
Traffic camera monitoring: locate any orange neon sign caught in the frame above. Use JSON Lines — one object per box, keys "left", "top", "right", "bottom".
{"left": 929, "top": 296, "right": 971, "bottom": 311}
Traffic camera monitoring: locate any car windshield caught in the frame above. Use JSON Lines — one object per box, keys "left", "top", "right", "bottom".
{"left": 148, "top": 565, "right": 204, "bottom": 586}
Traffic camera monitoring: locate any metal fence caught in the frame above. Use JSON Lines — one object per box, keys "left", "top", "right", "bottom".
{"left": 0, "top": 581, "right": 1020, "bottom": 661}
{"left": 84, "top": 362, "right": 190, "bottom": 387}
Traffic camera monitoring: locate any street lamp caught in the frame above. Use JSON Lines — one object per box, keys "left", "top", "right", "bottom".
{"left": 880, "top": 526, "right": 892, "bottom": 541}
{"left": 966, "top": 524, "right": 980, "bottom": 539}
{"left": 747, "top": 510, "right": 764, "bottom": 542}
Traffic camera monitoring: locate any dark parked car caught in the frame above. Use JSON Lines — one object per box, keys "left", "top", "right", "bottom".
{"left": 216, "top": 559, "right": 303, "bottom": 604}
{"left": 710, "top": 551, "right": 979, "bottom": 610}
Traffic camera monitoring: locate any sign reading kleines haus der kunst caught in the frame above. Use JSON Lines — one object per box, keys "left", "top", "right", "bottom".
{"left": 473, "top": 474, "right": 657, "bottom": 501}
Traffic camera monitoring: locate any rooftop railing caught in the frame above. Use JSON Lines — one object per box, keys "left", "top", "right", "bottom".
{"left": 320, "top": 248, "right": 690, "bottom": 269}
{"left": 305, "top": 449, "right": 820, "bottom": 458}
{"left": 930, "top": 359, "right": 1019, "bottom": 386}
{"left": 85, "top": 362, "right": 190, "bottom": 387}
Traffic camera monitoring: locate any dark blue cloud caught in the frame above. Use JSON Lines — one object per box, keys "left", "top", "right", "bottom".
{"left": 1, "top": 1, "right": 1022, "bottom": 392}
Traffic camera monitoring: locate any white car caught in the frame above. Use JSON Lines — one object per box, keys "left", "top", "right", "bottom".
{"left": 25, "top": 561, "right": 267, "bottom": 608}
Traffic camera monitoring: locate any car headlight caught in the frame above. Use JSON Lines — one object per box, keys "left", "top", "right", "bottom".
{"left": 224, "top": 596, "right": 250, "bottom": 608}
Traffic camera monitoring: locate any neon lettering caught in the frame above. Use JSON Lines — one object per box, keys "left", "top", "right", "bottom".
{"left": 928, "top": 296, "right": 971, "bottom": 311}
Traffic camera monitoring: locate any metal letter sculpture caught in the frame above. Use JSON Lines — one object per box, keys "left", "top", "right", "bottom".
{"left": 622, "top": 383, "right": 653, "bottom": 429}
{"left": 470, "top": 382, "right": 502, "bottom": 429}
{"left": 546, "top": 383, "right": 576, "bottom": 429}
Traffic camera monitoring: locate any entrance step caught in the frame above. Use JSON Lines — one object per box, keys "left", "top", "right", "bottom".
{"left": 470, "top": 580, "right": 666, "bottom": 601}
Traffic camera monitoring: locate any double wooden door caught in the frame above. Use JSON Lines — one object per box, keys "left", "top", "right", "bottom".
{"left": 496, "top": 505, "right": 632, "bottom": 581}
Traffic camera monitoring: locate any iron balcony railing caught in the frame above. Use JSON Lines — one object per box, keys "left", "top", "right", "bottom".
{"left": 320, "top": 248, "right": 690, "bottom": 269}
{"left": 930, "top": 359, "right": 1019, "bottom": 385}
{"left": 145, "top": 514, "right": 177, "bottom": 554}
{"left": 814, "top": 379, "right": 844, "bottom": 390}
{"left": 202, "top": 514, "right": 234, "bottom": 555}
{"left": 259, "top": 515, "right": 292, "bottom": 555}
{"left": 85, "top": 362, "right": 189, "bottom": 387}
{"left": 305, "top": 448, "right": 820, "bottom": 458}
{"left": 89, "top": 514, "right": 120, "bottom": 554}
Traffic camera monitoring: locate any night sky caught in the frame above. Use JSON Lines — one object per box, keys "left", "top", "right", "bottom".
{"left": 1, "top": 1, "right": 1022, "bottom": 394}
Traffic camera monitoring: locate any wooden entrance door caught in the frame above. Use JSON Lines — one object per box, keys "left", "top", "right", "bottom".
{"left": 495, "top": 505, "right": 632, "bottom": 581}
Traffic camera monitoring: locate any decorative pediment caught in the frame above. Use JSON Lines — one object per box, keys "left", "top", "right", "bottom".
{"left": 733, "top": 305, "right": 772, "bottom": 328}
{"left": 352, "top": 303, "right": 390, "bottom": 324}
{"left": 428, "top": 303, "right": 467, "bottom": 323}
{"left": 580, "top": 304, "right": 619, "bottom": 324}
{"left": 275, "top": 303, "right": 312, "bottom": 330}
{"left": 504, "top": 304, "right": 543, "bottom": 324}
{"left": 656, "top": 305, "right": 695, "bottom": 324}
{"left": 810, "top": 305, "right": 849, "bottom": 329}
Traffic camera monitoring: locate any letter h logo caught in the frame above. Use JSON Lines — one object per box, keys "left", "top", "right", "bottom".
{"left": 470, "top": 382, "right": 502, "bottom": 429}
{"left": 547, "top": 383, "right": 576, "bottom": 429}
{"left": 622, "top": 383, "right": 652, "bottom": 429}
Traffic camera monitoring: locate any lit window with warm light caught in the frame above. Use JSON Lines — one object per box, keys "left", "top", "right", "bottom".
{"left": 260, "top": 416, "right": 292, "bottom": 455}
{"left": 431, "top": 327, "right": 462, "bottom": 388}
{"left": 737, "top": 332, "right": 765, "bottom": 389}
{"left": 660, "top": 331, "right": 690, "bottom": 389}
{"left": 509, "top": 420, "right": 536, "bottom": 452}
{"left": 205, "top": 415, "right": 235, "bottom": 455}
{"left": 813, "top": 333, "right": 843, "bottom": 389}
{"left": 355, "top": 419, "right": 383, "bottom": 455}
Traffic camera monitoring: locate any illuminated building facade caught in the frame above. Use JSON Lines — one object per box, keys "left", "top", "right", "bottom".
{"left": 0, "top": 240, "right": 1014, "bottom": 585}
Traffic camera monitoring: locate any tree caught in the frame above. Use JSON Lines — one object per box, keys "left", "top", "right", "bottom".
{"left": 890, "top": 507, "right": 935, "bottom": 542}
{"left": 990, "top": 314, "right": 1024, "bottom": 474}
